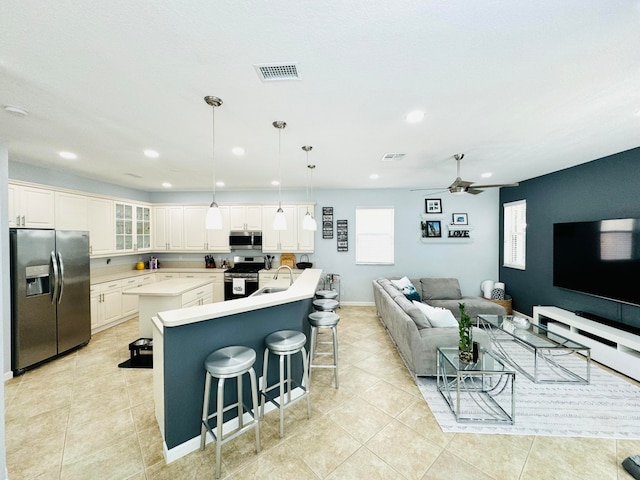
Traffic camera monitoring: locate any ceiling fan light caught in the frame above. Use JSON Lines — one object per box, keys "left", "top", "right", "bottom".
{"left": 450, "top": 186, "right": 467, "bottom": 195}
{"left": 273, "top": 207, "right": 287, "bottom": 230}
{"left": 302, "top": 211, "right": 317, "bottom": 231}
{"left": 206, "top": 202, "right": 223, "bottom": 229}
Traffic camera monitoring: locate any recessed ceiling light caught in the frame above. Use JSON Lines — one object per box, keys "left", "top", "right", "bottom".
{"left": 231, "top": 147, "right": 245, "bottom": 156}
{"left": 162, "top": 182, "right": 172, "bottom": 188}
{"left": 405, "top": 110, "right": 425, "bottom": 123}
{"left": 144, "top": 149, "right": 159, "bottom": 158}
{"left": 59, "top": 151, "right": 78, "bottom": 160}
{"left": 271, "top": 180, "right": 280, "bottom": 186}
{"left": 4, "top": 105, "right": 28, "bottom": 116}
{"left": 481, "top": 172, "right": 493, "bottom": 179}
{"left": 216, "top": 181, "right": 225, "bottom": 187}
{"left": 370, "top": 174, "right": 380, "bottom": 180}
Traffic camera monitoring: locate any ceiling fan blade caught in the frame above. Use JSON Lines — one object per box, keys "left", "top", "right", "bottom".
{"left": 471, "top": 182, "right": 520, "bottom": 189}
{"left": 449, "top": 177, "right": 474, "bottom": 189}
{"left": 466, "top": 188, "right": 483, "bottom": 195}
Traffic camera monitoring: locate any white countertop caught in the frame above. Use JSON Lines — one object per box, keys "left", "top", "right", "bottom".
{"left": 122, "top": 278, "right": 213, "bottom": 296}
{"left": 91, "top": 268, "right": 226, "bottom": 284}
{"left": 156, "top": 268, "right": 323, "bottom": 328}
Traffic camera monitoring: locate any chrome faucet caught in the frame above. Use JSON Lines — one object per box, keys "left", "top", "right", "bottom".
{"left": 273, "top": 265, "right": 294, "bottom": 286}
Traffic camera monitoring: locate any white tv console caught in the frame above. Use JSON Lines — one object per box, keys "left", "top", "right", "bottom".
{"left": 533, "top": 306, "right": 640, "bottom": 382}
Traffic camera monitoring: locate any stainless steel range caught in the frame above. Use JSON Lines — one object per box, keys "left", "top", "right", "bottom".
{"left": 223, "top": 256, "right": 264, "bottom": 300}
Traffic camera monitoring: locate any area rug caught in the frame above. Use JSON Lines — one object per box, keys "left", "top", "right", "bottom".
{"left": 416, "top": 351, "right": 640, "bottom": 439}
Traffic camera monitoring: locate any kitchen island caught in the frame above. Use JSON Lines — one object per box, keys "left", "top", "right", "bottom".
{"left": 152, "top": 268, "right": 322, "bottom": 463}
{"left": 122, "top": 277, "right": 214, "bottom": 338}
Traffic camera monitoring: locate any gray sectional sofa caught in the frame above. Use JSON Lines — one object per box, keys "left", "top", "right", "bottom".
{"left": 372, "top": 277, "right": 507, "bottom": 376}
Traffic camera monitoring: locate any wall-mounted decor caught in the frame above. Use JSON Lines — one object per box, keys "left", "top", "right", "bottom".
{"left": 452, "top": 213, "right": 468, "bottom": 225}
{"left": 337, "top": 219, "right": 348, "bottom": 251}
{"left": 322, "top": 207, "right": 334, "bottom": 239}
{"left": 425, "top": 198, "right": 442, "bottom": 214}
{"left": 421, "top": 220, "right": 441, "bottom": 238}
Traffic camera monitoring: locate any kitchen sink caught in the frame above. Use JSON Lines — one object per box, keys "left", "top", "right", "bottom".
{"left": 250, "top": 286, "right": 288, "bottom": 297}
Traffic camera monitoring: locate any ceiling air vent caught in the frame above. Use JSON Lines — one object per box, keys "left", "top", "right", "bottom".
{"left": 381, "top": 153, "right": 406, "bottom": 162}
{"left": 254, "top": 63, "right": 302, "bottom": 82}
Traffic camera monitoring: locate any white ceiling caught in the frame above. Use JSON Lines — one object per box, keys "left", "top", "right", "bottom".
{"left": 1, "top": 1, "right": 639, "bottom": 193}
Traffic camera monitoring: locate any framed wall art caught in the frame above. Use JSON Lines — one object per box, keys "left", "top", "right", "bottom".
{"left": 452, "top": 213, "right": 468, "bottom": 225}
{"left": 425, "top": 198, "right": 442, "bottom": 214}
{"left": 322, "top": 207, "right": 334, "bottom": 239}
{"left": 422, "top": 220, "right": 441, "bottom": 238}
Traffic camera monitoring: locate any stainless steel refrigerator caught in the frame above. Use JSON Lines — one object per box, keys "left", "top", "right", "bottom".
{"left": 9, "top": 229, "right": 91, "bottom": 374}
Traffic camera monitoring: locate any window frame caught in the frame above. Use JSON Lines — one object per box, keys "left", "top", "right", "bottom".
{"left": 355, "top": 207, "right": 395, "bottom": 265}
{"left": 503, "top": 200, "right": 526, "bottom": 270}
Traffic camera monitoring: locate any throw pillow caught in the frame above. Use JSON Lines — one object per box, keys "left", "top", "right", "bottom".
{"left": 402, "top": 283, "right": 421, "bottom": 301}
{"left": 391, "top": 276, "right": 421, "bottom": 301}
{"left": 413, "top": 301, "right": 458, "bottom": 328}
{"left": 390, "top": 276, "right": 412, "bottom": 290}
{"left": 419, "top": 278, "right": 462, "bottom": 300}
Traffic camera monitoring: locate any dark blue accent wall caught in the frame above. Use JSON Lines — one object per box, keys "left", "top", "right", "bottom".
{"left": 499, "top": 146, "right": 640, "bottom": 331}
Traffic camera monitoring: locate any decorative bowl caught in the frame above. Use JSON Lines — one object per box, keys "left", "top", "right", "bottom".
{"left": 513, "top": 317, "right": 530, "bottom": 329}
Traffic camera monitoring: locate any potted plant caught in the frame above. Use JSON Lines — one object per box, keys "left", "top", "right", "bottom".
{"left": 458, "top": 303, "right": 474, "bottom": 363}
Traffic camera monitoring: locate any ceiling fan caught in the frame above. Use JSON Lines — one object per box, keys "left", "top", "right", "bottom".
{"left": 414, "top": 153, "right": 519, "bottom": 195}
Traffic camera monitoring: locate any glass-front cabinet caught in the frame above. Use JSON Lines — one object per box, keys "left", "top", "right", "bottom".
{"left": 115, "top": 202, "right": 152, "bottom": 252}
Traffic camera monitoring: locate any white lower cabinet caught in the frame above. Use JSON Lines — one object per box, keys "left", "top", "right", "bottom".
{"left": 121, "top": 274, "right": 156, "bottom": 317}
{"left": 90, "top": 280, "right": 123, "bottom": 331}
{"left": 179, "top": 272, "right": 224, "bottom": 303}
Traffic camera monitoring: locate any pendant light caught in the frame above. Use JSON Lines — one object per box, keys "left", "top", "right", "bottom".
{"left": 273, "top": 121, "right": 287, "bottom": 230}
{"left": 302, "top": 145, "right": 317, "bottom": 231}
{"left": 204, "top": 95, "right": 223, "bottom": 230}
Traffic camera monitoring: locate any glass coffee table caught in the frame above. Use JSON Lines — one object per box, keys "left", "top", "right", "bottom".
{"left": 477, "top": 315, "right": 591, "bottom": 384}
{"left": 436, "top": 347, "right": 515, "bottom": 424}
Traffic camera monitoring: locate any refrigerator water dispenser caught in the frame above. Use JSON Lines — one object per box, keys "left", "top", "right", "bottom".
{"left": 25, "top": 265, "right": 50, "bottom": 297}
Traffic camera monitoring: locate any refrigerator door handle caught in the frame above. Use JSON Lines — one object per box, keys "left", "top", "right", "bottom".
{"left": 57, "top": 251, "right": 65, "bottom": 304}
{"left": 50, "top": 250, "right": 60, "bottom": 304}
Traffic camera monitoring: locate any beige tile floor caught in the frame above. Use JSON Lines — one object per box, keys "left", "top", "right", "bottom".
{"left": 5, "top": 305, "right": 640, "bottom": 479}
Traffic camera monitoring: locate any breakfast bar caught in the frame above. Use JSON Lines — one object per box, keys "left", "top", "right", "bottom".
{"left": 152, "top": 268, "right": 322, "bottom": 463}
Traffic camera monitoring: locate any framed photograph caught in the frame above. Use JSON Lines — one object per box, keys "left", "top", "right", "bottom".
{"left": 425, "top": 198, "right": 442, "bottom": 214}
{"left": 423, "top": 220, "right": 441, "bottom": 238}
{"left": 452, "top": 213, "right": 468, "bottom": 225}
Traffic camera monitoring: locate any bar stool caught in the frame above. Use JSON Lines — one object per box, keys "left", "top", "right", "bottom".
{"left": 315, "top": 289, "right": 338, "bottom": 300}
{"left": 313, "top": 298, "right": 339, "bottom": 312}
{"left": 308, "top": 311, "right": 340, "bottom": 389}
{"left": 260, "top": 330, "right": 311, "bottom": 437}
{"left": 200, "top": 345, "right": 260, "bottom": 479}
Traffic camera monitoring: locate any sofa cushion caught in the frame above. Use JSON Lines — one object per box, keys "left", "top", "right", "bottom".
{"left": 413, "top": 301, "right": 458, "bottom": 327}
{"left": 420, "top": 278, "right": 462, "bottom": 300}
{"left": 395, "top": 295, "right": 431, "bottom": 329}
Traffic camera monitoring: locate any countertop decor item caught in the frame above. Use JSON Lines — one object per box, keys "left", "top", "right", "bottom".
{"left": 296, "top": 254, "right": 312, "bottom": 269}
{"left": 280, "top": 253, "right": 295, "bottom": 269}
{"left": 136, "top": 261, "right": 145, "bottom": 270}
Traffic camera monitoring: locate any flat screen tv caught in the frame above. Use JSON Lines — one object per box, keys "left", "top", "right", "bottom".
{"left": 553, "top": 218, "right": 640, "bottom": 306}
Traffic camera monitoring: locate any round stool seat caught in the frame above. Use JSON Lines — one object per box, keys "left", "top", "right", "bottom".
{"left": 315, "top": 289, "right": 338, "bottom": 299}
{"left": 205, "top": 346, "right": 256, "bottom": 377}
{"left": 308, "top": 311, "right": 340, "bottom": 327}
{"left": 313, "top": 298, "right": 339, "bottom": 311}
{"left": 265, "top": 330, "right": 306, "bottom": 354}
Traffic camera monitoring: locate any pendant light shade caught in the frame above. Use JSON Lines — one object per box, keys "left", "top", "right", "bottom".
{"left": 302, "top": 145, "right": 317, "bottom": 231}
{"left": 205, "top": 96, "right": 223, "bottom": 230}
{"left": 273, "top": 121, "right": 287, "bottom": 230}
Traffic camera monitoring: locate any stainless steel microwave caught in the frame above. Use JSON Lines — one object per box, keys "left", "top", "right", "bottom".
{"left": 229, "top": 231, "right": 262, "bottom": 250}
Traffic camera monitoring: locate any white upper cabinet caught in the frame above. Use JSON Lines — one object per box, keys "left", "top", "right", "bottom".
{"left": 183, "top": 205, "right": 231, "bottom": 252}
{"left": 114, "top": 202, "right": 151, "bottom": 252}
{"left": 229, "top": 205, "right": 262, "bottom": 231}
{"left": 88, "top": 197, "right": 114, "bottom": 255}
{"left": 9, "top": 184, "right": 55, "bottom": 228}
{"left": 55, "top": 191, "right": 89, "bottom": 230}
{"left": 153, "top": 206, "right": 184, "bottom": 251}
{"left": 262, "top": 204, "right": 314, "bottom": 253}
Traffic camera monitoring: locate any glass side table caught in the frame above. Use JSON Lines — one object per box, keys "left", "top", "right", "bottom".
{"left": 436, "top": 347, "right": 515, "bottom": 424}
